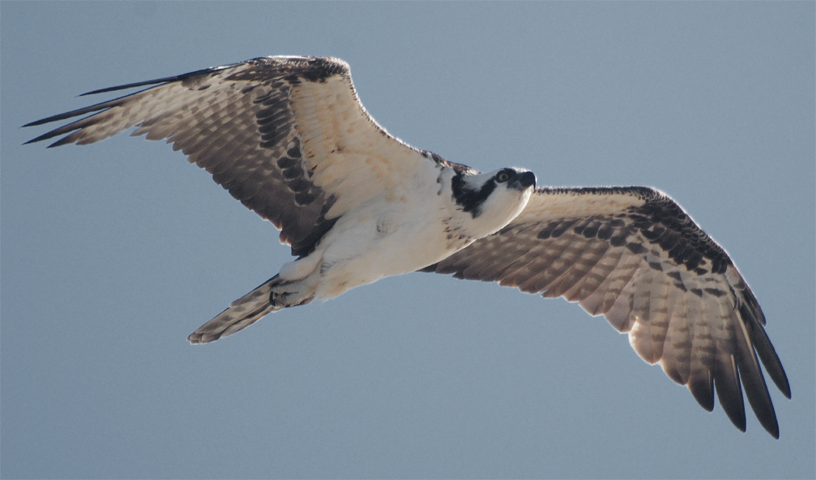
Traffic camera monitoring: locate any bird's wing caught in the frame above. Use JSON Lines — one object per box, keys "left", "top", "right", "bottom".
{"left": 24, "top": 56, "right": 436, "bottom": 256}
{"left": 423, "top": 186, "right": 790, "bottom": 437}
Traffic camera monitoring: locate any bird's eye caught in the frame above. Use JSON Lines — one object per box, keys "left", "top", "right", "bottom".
{"left": 496, "top": 171, "right": 511, "bottom": 183}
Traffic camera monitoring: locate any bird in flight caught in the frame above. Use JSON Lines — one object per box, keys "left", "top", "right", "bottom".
{"left": 24, "top": 56, "right": 790, "bottom": 437}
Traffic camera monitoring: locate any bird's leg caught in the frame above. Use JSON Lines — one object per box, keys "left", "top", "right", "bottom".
{"left": 268, "top": 275, "right": 317, "bottom": 308}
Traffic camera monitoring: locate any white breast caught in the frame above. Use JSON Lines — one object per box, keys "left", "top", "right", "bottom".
{"left": 311, "top": 167, "right": 466, "bottom": 299}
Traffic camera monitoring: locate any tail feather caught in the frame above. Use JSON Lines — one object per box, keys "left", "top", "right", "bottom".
{"left": 188, "top": 276, "right": 281, "bottom": 344}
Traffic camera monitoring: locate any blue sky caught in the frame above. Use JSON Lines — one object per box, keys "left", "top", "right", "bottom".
{"left": 2, "top": 2, "right": 814, "bottom": 478}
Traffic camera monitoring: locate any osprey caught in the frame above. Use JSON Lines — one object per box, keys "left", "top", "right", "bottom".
{"left": 25, "top": 56, "right": 789, "bottom": 437}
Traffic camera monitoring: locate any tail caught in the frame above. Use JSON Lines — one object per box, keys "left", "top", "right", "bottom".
{"left": 188, "top": 276, "right": 281, "bottom": 344}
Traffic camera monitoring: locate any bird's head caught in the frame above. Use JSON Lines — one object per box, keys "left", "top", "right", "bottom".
{"left": 451, "top": 167, "right": 536, "bottom": 237}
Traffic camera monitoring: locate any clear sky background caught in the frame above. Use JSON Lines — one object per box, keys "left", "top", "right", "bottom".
{"left": 2, "top": 2, "right": 814, "bottom": 479}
